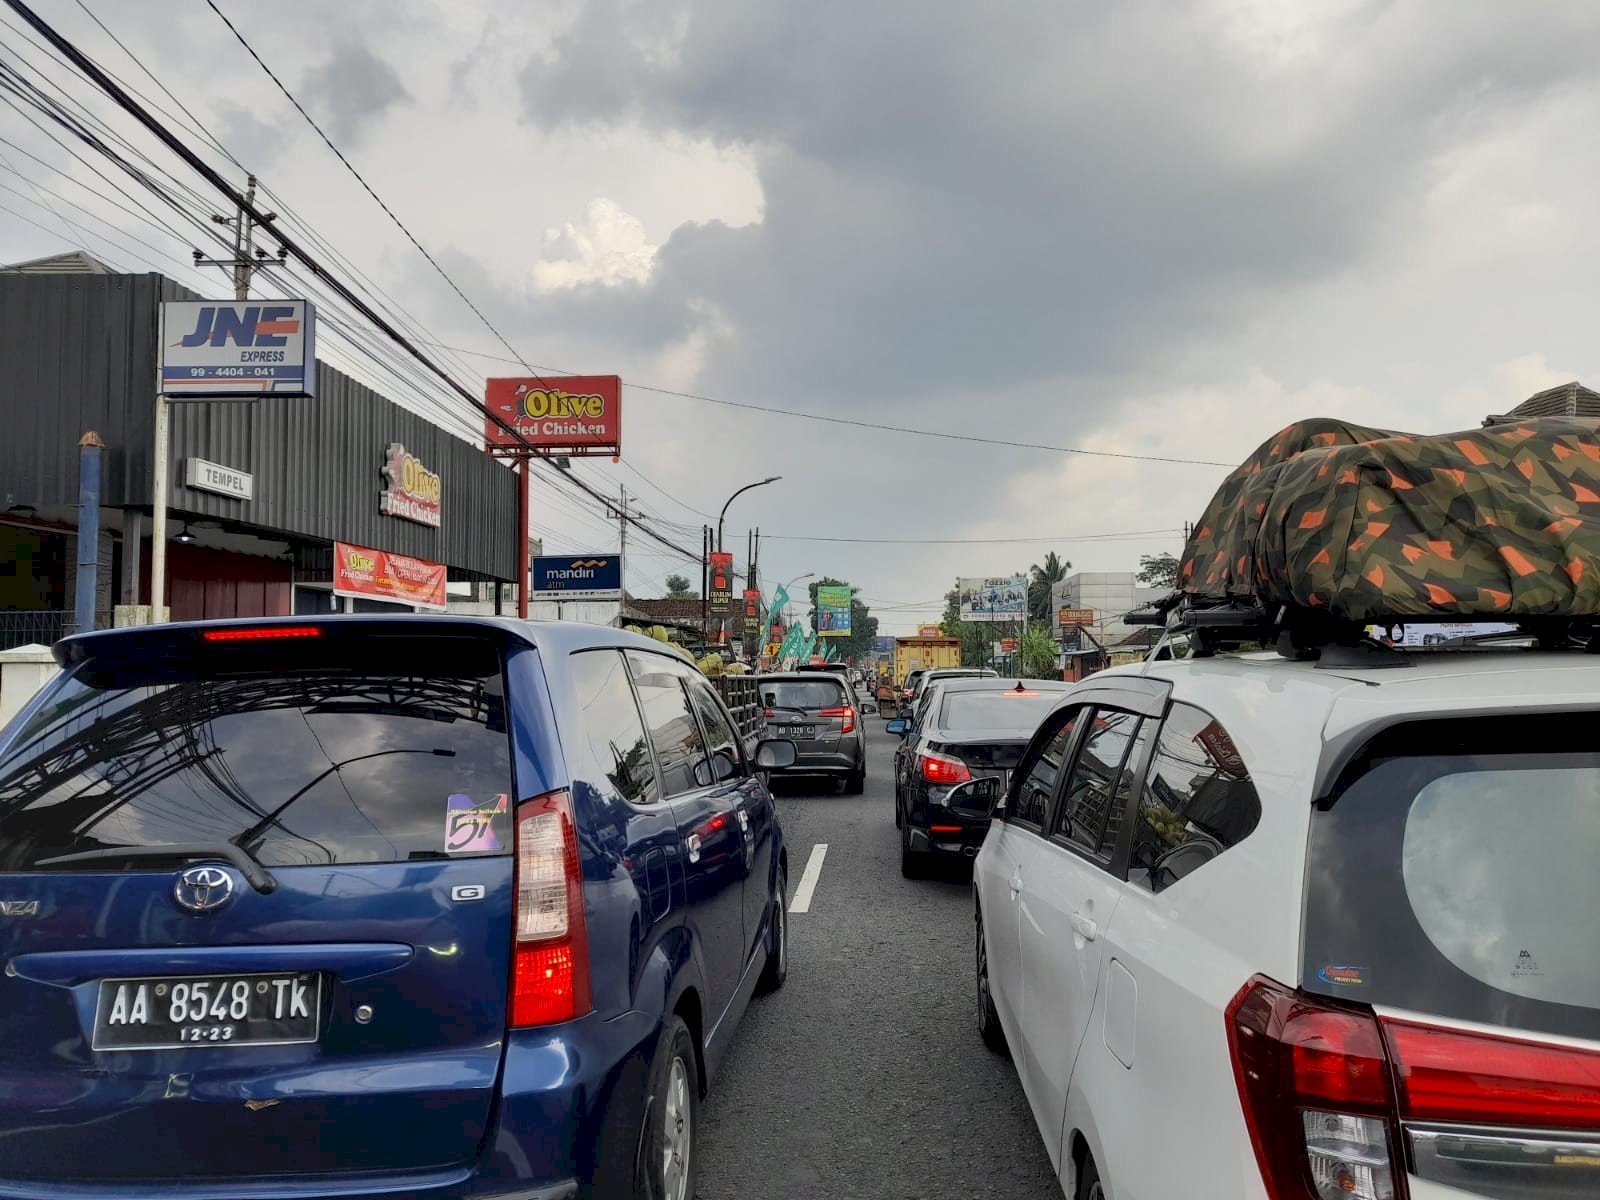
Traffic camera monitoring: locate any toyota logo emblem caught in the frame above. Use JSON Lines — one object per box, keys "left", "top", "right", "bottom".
{"left": 173, "top": 865, "right": 236, "bottom": 914}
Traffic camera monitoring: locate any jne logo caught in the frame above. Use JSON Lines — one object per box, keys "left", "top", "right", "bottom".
{"left": 177, "top": 305, "right": 300, "bottom": 348}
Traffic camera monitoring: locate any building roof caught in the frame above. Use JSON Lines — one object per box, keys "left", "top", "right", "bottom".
{"left": 1484, "top": 381, "right": 1600, "bottom": 425}
{"left": 0, "top": 250, "right": 115, "bottom": 275}
{"left": 630, "top": 597, "right": 706, "bottom": 629}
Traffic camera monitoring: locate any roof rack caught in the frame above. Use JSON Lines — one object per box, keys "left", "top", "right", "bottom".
{"left": 1123, "top": 597, "right": 1600, "bottom": 667}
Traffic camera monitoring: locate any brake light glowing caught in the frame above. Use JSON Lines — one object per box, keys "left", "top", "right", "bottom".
{"left": 820, "top": 706, "right": 856, "bottom": 733}
{"left": 929, "top": 824, "right": 963, "bottom": 834}
{"left": 921, "top": 751, "right": 972, "bottom": 785}
{"left": 510, "top": 790, "right": 590, "bottom": 1028}
{"left": 201, "top": 625, "right": 323, "bottom": 642}
{"left": 1385, "top": 1018, "right": 1600, "bottom": 1129}
{"left": 1003, "top": 690, "right": 1040, "bottom": 697}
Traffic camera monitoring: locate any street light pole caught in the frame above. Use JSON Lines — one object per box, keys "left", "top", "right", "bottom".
{"left": 717, "top": 476, "right": 781, "bottom": 552}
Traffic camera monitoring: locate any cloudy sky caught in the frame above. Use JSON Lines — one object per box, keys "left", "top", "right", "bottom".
{"left": 4, "top": 0, "right": 1600, "bottom": 631}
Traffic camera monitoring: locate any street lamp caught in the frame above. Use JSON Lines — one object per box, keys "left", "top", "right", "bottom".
{"left": 718, "top": 476, "right": 781, "bottom": 551}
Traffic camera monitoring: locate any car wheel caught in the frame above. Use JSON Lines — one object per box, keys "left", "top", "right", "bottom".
{"left": 639, "top": 1016, "right": 699, "bottom": 1200}
{"left": 845, "top": 766, "right": 865, "bottom": 795}
{"left": 976, "top": 911, "right": 1007, "bottom": 1055}
{"left": 756, "top": 865, "right": 788, "bottom": 994}
{"left": 1077, "top": 1153, "right": 1104, "bottom": 1200}
{"left": 900, "top": 822, "right": 923, "bottom": 879}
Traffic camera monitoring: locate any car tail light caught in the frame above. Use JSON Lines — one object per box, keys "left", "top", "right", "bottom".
{"left": 920, "top": 750, "right": 972, "bottom": 785}
{"left": 201, "top": 625, "right": 323, "bottom": 641}
{"left": 821, "top": 706, "right": 856, "bottom": 733}
{"left": 1384, "top": 1019, "right": 1600, "bottom": 1130}
{"left": 929, "top": 824, "right": 963, "bottom": 834}
{"left": 510, "top": 790, "right": 590, "bottom": 1028}
{"left": 1226, "top": 976, "right": 1403, "bottom": 1200}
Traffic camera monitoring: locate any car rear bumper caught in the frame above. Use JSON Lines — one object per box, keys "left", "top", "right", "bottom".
{"left": 906, "top": 820, "right": 987, "bottom": 857}
{"left": 0, "top": 1011, "right": 658, "bottom": 1200}
{"left": 774, "top": 748, "right": 862, "bottom": 774}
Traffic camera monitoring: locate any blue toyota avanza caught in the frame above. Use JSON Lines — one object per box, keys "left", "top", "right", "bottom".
{"left": 0, "top": 616, "right": 794, "bottom": 1199}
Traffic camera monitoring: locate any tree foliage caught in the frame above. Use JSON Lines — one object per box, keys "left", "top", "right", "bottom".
{"left": 1028, "top": 552, "right": 1071, "bottom": 624}
{"left": 664, "top": 573, "right": 696, "bottom": 599}
{"left": 1135, "top": 552, "right": 1180, "bottom": 589}
{"left": 1018, "top": 626, "right": 1061, "bottom": 680}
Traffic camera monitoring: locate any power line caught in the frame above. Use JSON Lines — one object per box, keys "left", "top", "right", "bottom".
{"left": 415, "top": 340, "right": 1238, "bottom": 468}
{"left": 761, "top": 528, "right": 1184, "bottom": 545}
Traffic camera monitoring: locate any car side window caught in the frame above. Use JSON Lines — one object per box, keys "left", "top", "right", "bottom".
{"left": 625, "top": 652, "right": 706, "bottom": 798}
{"left": 1053, "top": 709, "right": 1142, "bottom": 860}
{"left": 1127, "top": 702, "right": 1262, "bottom": 893}
{"left": 686, "top": 680, "right": 746, "bottom": 784}
{"left": 1099, "top": 718, "right": 1154, "bottom": 859}
{"left": 1008, "top": 707, "right": 1080, "bottom": 832}
{"left": 569, "top": 649, "right": 660, "bottom": 805}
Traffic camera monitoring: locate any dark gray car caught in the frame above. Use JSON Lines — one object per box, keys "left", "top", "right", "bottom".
{"left": 758, "top": 673, "right": 866, "bottom": 793}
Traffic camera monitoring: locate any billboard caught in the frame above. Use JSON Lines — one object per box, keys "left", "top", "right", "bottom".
{"left": 333, "top": 541, "right": 446, "bottom": 611}
{"left": 815, "top": 584, "right": 852, "bottom": 637}
{"left": 160, "top": 300, "right": 316, "bottom": 397}
{"left": 709, "top": 552, "right": 734, "bottom": 612}
{"left": 743, "top": 588, "right": 762, "bottom": 620}
{"left": 531, "top": 554, "right": 622, "bottom": 601}
{"left": 484, "top": 376, "right": 621, "bottom": 453}
{"left": 1058, "top": 606, "right": 1095, "bottom": 627}
{"left": 959, "top": 575, "right": 1027, "bottom": 622}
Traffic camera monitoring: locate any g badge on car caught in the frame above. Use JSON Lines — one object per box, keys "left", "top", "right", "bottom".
{"left": 173, "top": 866, "right": 236, "bottom": 914}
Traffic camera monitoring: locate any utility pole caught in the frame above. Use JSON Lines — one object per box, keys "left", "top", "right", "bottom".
{"left": 617, "top": 484, "right": 629, "bottom": 603}
{"left": 193, "top": 176, "right": 284, "bottom": 301}
{"left": 155, "top": 178, "right": 286, "bottom": 623}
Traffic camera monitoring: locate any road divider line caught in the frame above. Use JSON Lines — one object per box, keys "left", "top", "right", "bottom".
{"left": 789, "top": 843, "right": 828, "bottom": 914}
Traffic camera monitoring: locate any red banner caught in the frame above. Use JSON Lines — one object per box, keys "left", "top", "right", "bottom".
{"left": 743, "top": 588, "right": 761, "bottom": 619}
{"left": 709, "top": 551, "right": 734, "bottom": 613}
{"left": 484, "top": 375, "right": 622, "bottom": 453}
{"left": 333, "top": 541, "right": 447, "bottom": 611}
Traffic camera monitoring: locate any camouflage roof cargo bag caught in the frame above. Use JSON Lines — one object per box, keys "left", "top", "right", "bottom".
{"left": 1178, "top": 416, "right": 1600, "bottom": 623}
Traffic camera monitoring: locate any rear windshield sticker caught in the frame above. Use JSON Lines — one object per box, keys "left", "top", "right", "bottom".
{"left": 1318, "top": 964, "right": 1369, "bottom": 987}
{"left": 445, "top": 793, "right": 508, "bottom": 853}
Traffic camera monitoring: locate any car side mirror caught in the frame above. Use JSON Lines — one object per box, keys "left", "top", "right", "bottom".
{"left": 885, "top": 718, "right": 908, "bottom": 736}
{"left": 946, "top": 777, "right": 1001, "bottom": 818}
{"left": 861, "top": 702, "right": 878, "bottom": 715}
{"left": 692, "top": 752, "right": 737, "bottom": 788}
{"left": 754, "top": 739, "right": 797, "bottom": 770}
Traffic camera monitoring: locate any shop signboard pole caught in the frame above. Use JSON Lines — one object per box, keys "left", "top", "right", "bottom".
{"left": 517, "top": 457, "right": 532, "bottom": 619}
{"left": 149, "top": 305, "right": 170, "bottom": 623}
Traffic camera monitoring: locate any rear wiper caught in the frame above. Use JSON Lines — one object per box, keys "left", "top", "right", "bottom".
{"left": 35, "top": 843, "right": 278, "bottom": 894}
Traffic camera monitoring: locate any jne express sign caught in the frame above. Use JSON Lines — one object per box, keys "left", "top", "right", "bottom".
{"left": 484, "top": 376, "right": 622, "bottom": 452}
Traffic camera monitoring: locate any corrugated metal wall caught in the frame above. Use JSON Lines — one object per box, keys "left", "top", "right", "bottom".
{"left": 0, "top": 273, "right": 518, "bottom": 579}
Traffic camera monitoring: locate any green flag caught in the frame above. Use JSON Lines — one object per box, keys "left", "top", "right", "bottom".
{"left": 761, "top": 585, "right": 788, "bottom": 649}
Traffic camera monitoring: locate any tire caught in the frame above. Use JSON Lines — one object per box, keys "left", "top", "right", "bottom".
{"left": 900, "top": 822, "right": 923, "bottom": 879}
{"left": 845, "top": 766, "right": 866, "bottom": 795}
{"left": 894, "top": 792, "right": 903, "bottom": 829}
{"left": 976, "top": 911, "right": 1008, "bottom": 1054}
{"left": 1077, "top": 1153, "right": 1104, "bottom": 1200}
{"left": 756, "top": 866, "right": 788, "bottom": 994}
{"left": 638, "top": 1016, "right": 699, "bottom": 1200}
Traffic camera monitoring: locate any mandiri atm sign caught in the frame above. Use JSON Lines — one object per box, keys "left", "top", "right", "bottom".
{"left": 484, "top": 376, "right": 621, "bottom": 454}
{"left": 160, "top": 300, "right": 316, "bottom": 397}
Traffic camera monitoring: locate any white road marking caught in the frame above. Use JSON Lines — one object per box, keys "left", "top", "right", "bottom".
{"left": 788, "top": 843, "right": 829, "bottom": 913}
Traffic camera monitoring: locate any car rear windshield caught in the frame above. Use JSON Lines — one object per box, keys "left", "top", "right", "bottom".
{"left": 0, "top": 632, "right": 514, "bottom": 870}
{"left": 1303, "top": 712, "right": 1600, "bottom": 1042}
{"left": 940, "top": 690, "right": 1060, "bottom": 731}
{"left": 761, "top": 680, "right": 845, "bottom": 710}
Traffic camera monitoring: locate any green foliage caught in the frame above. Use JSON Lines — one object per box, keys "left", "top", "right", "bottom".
{"left": 1018, "top": 626, "right": 1061, "bottom": 680}
{"left": 1028, "top": 552, "right": 1071, "bottom": 624}
{"left": 1136, "top": 552, "right": 1180, "bottom": 589}
{"left": 664, "top": 573, "right": 696, "bottom": 599}
{"left": 941, "top": 587, "right": 993, "bottom": 668}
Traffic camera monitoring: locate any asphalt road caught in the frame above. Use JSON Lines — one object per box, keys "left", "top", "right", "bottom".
{"left": 697, "top": 704, "right": 1062, "bottom": 1200}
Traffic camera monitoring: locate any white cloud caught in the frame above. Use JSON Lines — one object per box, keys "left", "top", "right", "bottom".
{"left": 533, "top": 198, "right": 658, "bottom": 290}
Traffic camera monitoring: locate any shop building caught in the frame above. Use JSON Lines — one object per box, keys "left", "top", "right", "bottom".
{"left": 0, "top": 257, "right": 519, "bottom": 648}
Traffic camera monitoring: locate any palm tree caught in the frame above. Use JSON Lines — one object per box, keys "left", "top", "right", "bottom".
{"left": 1028, "top": 552, "right": 1070, "bottom": 625}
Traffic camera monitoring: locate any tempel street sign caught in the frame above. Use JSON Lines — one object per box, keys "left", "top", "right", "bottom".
{"left": 183, "top": 457, "right": 254, "bottom": 501}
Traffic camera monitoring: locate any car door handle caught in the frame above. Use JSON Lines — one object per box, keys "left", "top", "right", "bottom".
{"left": 1007, "top": 870, "right": 1022, "bottom": 899}
{"left": 1069, "top": 912, "right": 1098, "bottom": 942}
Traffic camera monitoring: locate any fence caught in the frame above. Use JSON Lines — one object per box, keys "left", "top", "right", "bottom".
{"left": 0, "top": 610, "right": 111, "bottom": 651}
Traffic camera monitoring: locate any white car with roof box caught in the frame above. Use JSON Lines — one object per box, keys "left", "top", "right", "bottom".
{"left": 957, "top": 645, "right": 1600, "bottom": 1200}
